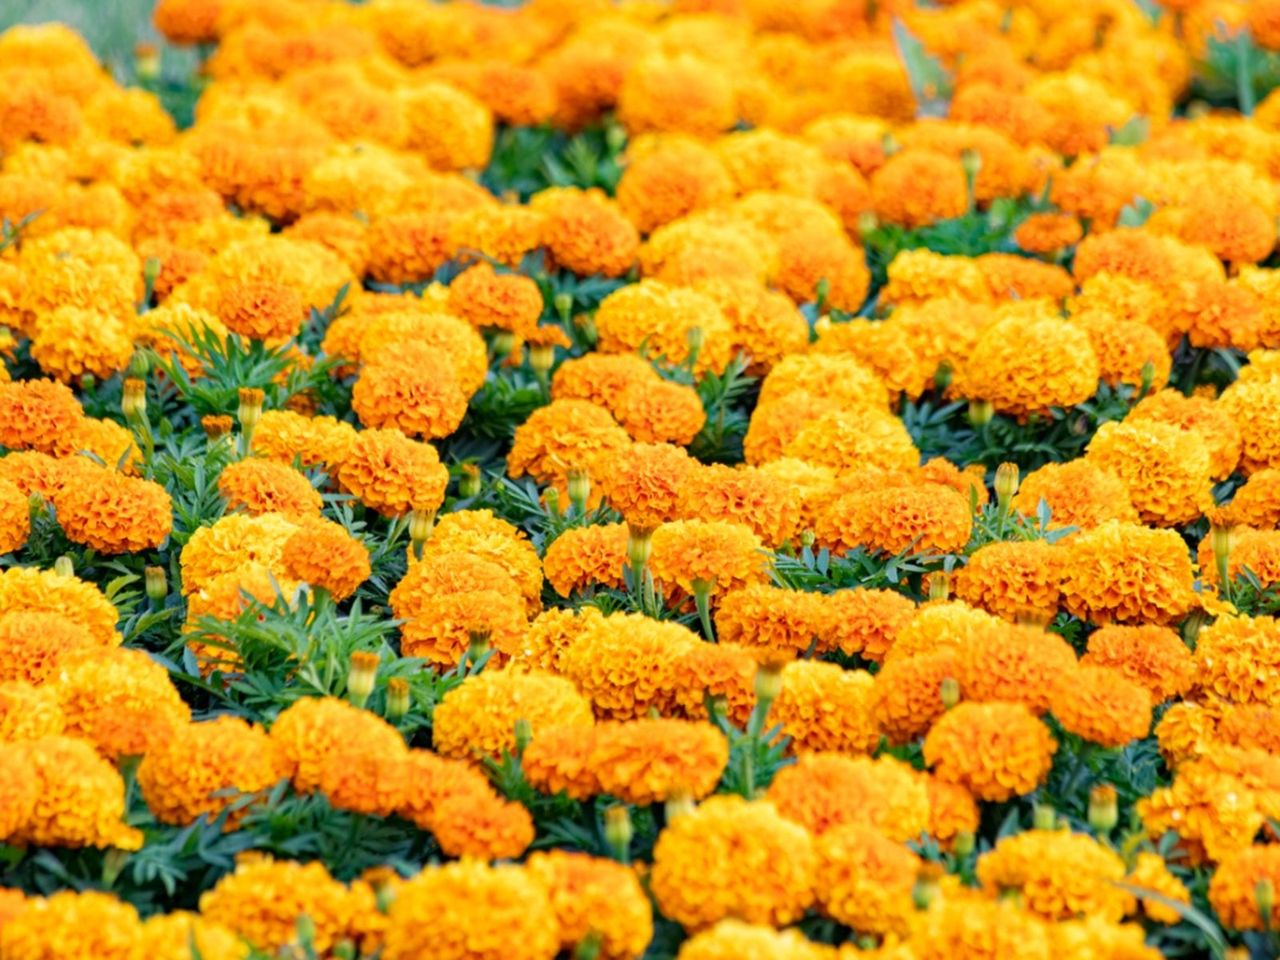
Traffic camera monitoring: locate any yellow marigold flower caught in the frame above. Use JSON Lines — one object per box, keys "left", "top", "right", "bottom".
{"left": 389, "top": 554, "right": 526, "bottom": 667}
{"left": 431, "top": 786, "right": 536, "bottom": 859}
{"left": 1069, "top": 313, "right": 1172, "bottom": 393}
{"left": 977, "top": 254, "right": 1074, "bottom": 303}
{"left": 1051, "top": 664, "right": 1153, "bottom": 748}
{"left": 559, "top": 611, "right": 700, "bottom": 720}
{"left": 199, "top": 856, "right": 355, "bottom": 955}
{"left": 509, "top": 398, "right": 632, "bottom": 490}
{"left": 771, "top": 660, "right": 880, "bottom": 755}
{"left": 694, "top": 277, "right": 809, "bottom": 376}
{"left": 384, "top": 860, "right": 559, "bottom": 960}
{"left": 1218, "top": 468, "right": 1280, "bottom": 528}
{"left": 1058, "top": 520, "right": 1198, "bottom": 625}
{"left": 55, "top": 646, "right": 190, "bottom": 760}
{"left": 433, "top": 669, "right": 593, "bottom": 761}
{"left": 783, "top": 408, "right": 918, "bottom": 475}
{"left": 616, "top": 379, "right": 706, "bottom": 446}
{"left": 816, "top": 823, "right": 920, "bottom": 936}
{"left": 820, "top": 587, "right": 918, "bottom": 662}
{"left": 251, "top": 410, "right": 356, "bottom": 469}
{"left": 1081, "top": 624, "right": 1195, "bottom": 704}
{"left": 977, "top": 829, "right": 1131, "bottom": 922}
{"left": 0, "top": 610, "right": 103, "bottom": 685}
{"left": 925, "top": 775, "right": 980, "bottom": 850}
{"left": 714, "top": 584, "right": 825, "bottom": 660}
{"left": 0, "top": 379, "right": 84, "bottom": 454}
{"left": 953, "top": 540, "right": 1062, "bottom": 623}
{"left": 282, "top": 212, "right": 369, "bottom": 275}
{"left": 817, "top": 483, "right": 972, "bottom": 557}
{"left": 526, "top": 850, "right": 653, "bottom": 960}
{"left": 952, "top": 622, "right": 1078, "bottom": 715}
{"left": 30, "top": 307, "right": 134, "bottom": 383}
{"left": 1219, "top": 379, "right": 1280, "bottom": 475}
{"left": 1015, "top": 212, "right": 1083, "bottom": 254}
{"left": 0, "top": 451, "right": 87, "bottom": 502}
{"left": 650, "top": 519, "right": 769, "bottom": 599}
{"left": 551, "top": 353, "right": 658, "bottom": 410}
{"left": 397, "top": 81, "right": 493, "bottom": 172}
{"left": 912, "top": 894, "right": 1052, "bottom": 960}
{"left": 447, "top": 261, "right": 543, "bottom": 339}
{"left": 279, "top": 516, "right": 370, "bottom": 601}
{"left": 767, "top": 752, "right": 928, "bottom": 841}
{"left": 923, "top": 700, "right": 1057, "bottom": 802}
{"left": 1218, "top": 703, "right": 1280, "bottom": 754}
{"left": 364, "top": 210, "right": 458, "bottom": 285}
{"left": 1200, "top": 527, "right": 1280, "bottom": 591}
{"left": 336, "top": 428, "right": 448, "bottom": 517}
{"left": 270, "top": 695, "right": 404, "bottom": 794}
{"left": 352, "top": 342, "right": 470, "bottom": 440}
{"left": 0, "top": 479, "right": 29, "bottom": 555}
{"left": 1129, "top": 389, "right": 1242, "bottom": 481}
{"left": 543, "top": 523, "right": 628, "bottom": 598}
{"left": 1195, "top": 615, "right": 1280, "bottom": 706}
{"left": 1155, "top": 701, "right": 1221, "bottom": 768}
{"left": 595, "top": 442, "right": 695, "bottom": 531}
{"left": 881, "top": 248, "right": 992, "bottom": 308}
{"left": 617, "top": 53, "right": 735, "bottom": 137}
{"left": 594, "top": 279, "right": 733, "bottom": 375}
{"left": 217, "top": 458, "right": 321, "bottom": 520}
{"left": 1085, "top": 420, "right": 1212, "bottom": 527}
{"left": 953, "top": 311, "right": 1100, "bottom": 417}
{"left": 138, "top": 716, "right": 287, "bottom": 826}
{"left": 0, "top": 679, "right": 62, "bottom": 743}
{"left": 497, "top": 606, "right": 602, "bottom": 675}
{"left": 537, "top": 188, "right": 639, "bottom": 279}
{"left": 670, "top": 641, "right": 757, "bottom": 729}
{"left": 809, "top": 317, "right": 938, "bottom": 401}
{"left": 871, "top": 149, "right": 967, "bottom": 229}
{"left": 1209, "top": 845, "right": 1280, "bottom": 931}
{"left": 886, "top": 600, "right": 1007, "bottom": 663}
{"left": 350, "top": 309, "right": 487, "bottom": 393}
{"left": 7, "top": 736, "right": 141, "bottom": 850}
{"left": 651, "top": 794, "right": 815, "bottom": 930}
{"left": 0, "top": 891, "right": 141, "bottom": 960}
{"left": 318, "top": 718, "right": 410, "bottom": 818}
{"left": 675, "top": 920, "right": 832, "bottom": 960}
{"left": 639, "top": 216, "right": 777, "bottom": 288}
{"left": 179, "top": 512, "right": 298, "bottom": 595}
{"left": 1013, "top": 459, "right": 1138, "bottom": 531}
{"left": 743, "top": 393, "right": 832, "bottom": 466}
{"left": 1138, "top": 762, "right": 1263, "bottom": 865}
{"left": 429, "top": 510, "right": 544, "bottom": 615}
{"left": 616, "top": 137, "right": 734, "bottom": 234}
{"left": 450, "top": 202, "right": 546, "bottom": 268}
{"left": 759, "top": 352, "right": 890, "bottom": 411}
{"left": 0, "top": 564, "right": 118, "bottom": 645}
{"left": 1127, "top": 851, "right": 1191, "bottom": 925}
{"left": 587, "top": 717, "right": 728, "bottom": 806}
{"left": 523, "top": 724, "right": 601, "bottom": 801}
{"left": 139, "top": 912, "right": 250, "bottom": 960}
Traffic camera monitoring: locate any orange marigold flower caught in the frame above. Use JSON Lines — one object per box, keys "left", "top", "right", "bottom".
{"left": 523, "top": 724, "right": 600, "bottom": 801}
{"left": 1015, "top": 212, "right": 1083, "bottom": 254}
{"left": 30, "top": 307, "right": 134, "bottom": 383}
{"left": 216, "top": 280, "right": 305, "bottom": 342}
{"left": 0, "top": 891, "right": 141, "bottom": 960}
{"left": 138, "top": 716, "right": 287, "bottom": 826}
{"left": 433, "top": 669, "right": 593, "bottom": 761}
{"left": 767, "top": 752, "right": 928, "bottom": 841}
{"left": 179, "top": 512, "right": 298, "bottom": 595}
{"left": 1050, "top": 664, "right": 1153, "bottom": 748}
{"left": 650, "top": 519, "right": 769, "bottom": 599}
{"left": 1218, "top": 703, "right": 1280, "bottom": 754}
{"left": 923, "top": 700, "right": 1057, "bottom": 802}
{"left": 538, "top": 189, "right": 638, "bottom": 279}
{"left": 251, "top": 410, "right": 356, "bottom": 469}
{"left": 771, "top": 660, "right": 880, "bottom": 755}
{"left": 0, "top": 379, "right": 83, "bottom": 454}
{"left": 818, "top": 587, "right": 918, "bottom": 663}
{"left": 595, "top": 442, "right": 695, "bottom": 531}
{"left": 383, "top": 860, "right": 559, "bottom": 960}
{"left": 587, "top": 717, "right": 729, "bottom": 806}
{"left": 543, "top": 523, "right": 628, "bottom": 597}
{"left": 217, "top": 458, "right": 321, "bottom": 520}
{"left": 871, "top": 149, "right": 967, "bottom": 229}
{"left": 1082, "top": 625, "right": 1195, "bottom": 704}
{"left": 650, "top": 795, "right": 815, "bottom": 931}
{"left": 953, "top": 540, "right": 1062, "bottom": 623}
{"left": 525, "top": 850, "right": 653, "bottom": 960}
{"left": 977, "top": 829, "right": 1130, "bottom": 922}
{"left": 138, "top": 911, "right": 250, "bottom": 960}
{"left": 1138, "top": 762, "right": 1263, "bottom": 865}
{"left": 783, "top": 408, "right": 918, "bottom": 475}
{"left": 0, "top": 564, "right": 118, "bottom": 645}
{"left": 817, "top": 483, "right": 973, "bottom": 557}
{"left": 670, "top": 641, "right": 757, "bottom": 729}
{"left": 1013, "top": 459, "right": 1138, "bottom": 531}
{"left": 1058, "top": 521, "right": 1198, "bottom": 625}
{"left": 366, "top": 210, "right": 458, "bottom": 285}
{"left": 398, "top": 81, "right": 493, "bottom": 172}
{"left": 1195, "top": 615, "right": 1280, "bottom": 706}
{"left": 50, "top": 466, "right": 172, "bottom": 554}
{"left": 674, "top": 921, "right": 833, "bottom": 960}
{"left": 815, "top": 823, "right": 920, "bottom": 936}
{"left": 593, "top": 280, "right": 733, "bottom": 375}
{"left": 447, "top": 262, "right": 543, "bottom": 339}
{"left": 616, "top": 379, "right": 706, "bottom": 446}
{"left": 952, "top": 622, "right": 1079, "bottom": 715}
{"left": 1129, "top": 389, "right": 1242, "bottom": 481}
{"left": 279, "top": 516, "right": 371, "bottom": 601}
{"left": 1085, "top": 420, "right": 1212, "bottom": 527}
{"left": 0, "top": 681, "right": 63, "bottom": 742}
{"left": 509, "top": 398, "right": 632, "bottom": 490}
{"left": 551, "top": 353, "right": 658, "bottom": 410}
{"left": 617, "top": 53, "right": 736, "bottom": 138}
{"left": 270, "top": 695, "right": 404, "bottom": 794}
{"left": 695, "top": 277, "right": 809, "bottom": 376}
{"left": 616, "top": 137, "right": 734, "bottom": 234}
{"left": 714, "top": 584, "right": 826, "bottom": 661}
{"left": 318, "top": 720, "right": 411, "bottom": 818}
{"left": 1210, "top": 845, "right": 1280, "bottom": 931}
{"left": 1219, "top": 379, "right": 1280, "bottom": 475}
{"left": 336, "top": 428, "right": 448, "bottom": 516}
{"left": 0, "top": 479, "right": 29, "bottom": 555}
{"left": 1127, "top": 851, "right": 1192, "bottom": 925}
{"left": 352, "top": 344, "right": 470, "bottom": 440}
{"left": 926, "top": 775, "right": 980, "bottom": 850}
{"left": 0, "top": 610, "right": 101, "bottom": 685}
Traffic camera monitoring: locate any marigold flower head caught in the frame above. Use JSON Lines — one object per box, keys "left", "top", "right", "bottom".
{"left": 650, "top": 519, "right": 769, "bottom": 599}
{"left": 1209, "top": 844, "right": 1280, "bottom": 930}
{"left": 250, "top": 409, "right": 356, "bottom": 469}
{"left": 594, "top": 442, "right": 695, "bottom": 531}
{"left": 270, "top": 695, "right": 404, "bottom": 794}
{"left": 912, "top": 894, "right": 1052, "bottom": 960}
{"left": 384, "top": 860, "right": 559, "bottom": 960}
{"left": 138, "top": 716, "right": 287, "bottom": 826}
{"left": 768, "top": 659, "right": 879, "bottom": 755}
{"left": 784, "top": 407, "right": 919, "bottom": 475}
{"left": 952, "top": 622, "right": 1079, "bottom": 715}
{"left": 0, "top": 378, "right": 84, "bottom": 454}
{"left": 674, "top": 920, "right": 833, "bottom": 960}
{"left": 199, "top": 856, "right": 356, "bottom": 955}
{"left": 1195, "top": 615, "right": 1280, "bottom": 706}
{"left": 714, "top": 584, "right": 825, "bottom": 661}
{"left": 1218, "top": 703, "right": 1280, "bottom": 755}
{"left": 525, "top": 850, "right": 654, "bottom": 960}
{"left": 1081, "top": 624, "right": 1195, "bottom": 704}
{"left": 977, "top": 829, "right": 1131, "bottom": 922}
{"left": 695, "top": 277, "right": 809, "bottom": 377}
{"left": 0, "top": 680, "right": 63, "bottom": 742}
{"left": 616, "top": 136, "right": 734, "bottom": 234}
{"left": 523, "top": 723, "right": 601, "bottom": 801}
{"left": 536, "top": 188, "right": 638, "bottom": 279}
{"left": 336, "top": 428, "right": 448, "bottom": 517}
{"left": 616, "top": 379, "right": 706, "bottom": 447}
{"left": 349, "top": 308, "right": 487, "bottom": 393}
{"left": 427, "top": 512, "right": 544, "bottom": 615}
{"left": 50, "top": 465, "right": 173, "bottom": 555}
{"left": 1200, "top": 527, "right": 1280, "bottom": 592}
{"left": 925, "top": 774, "right": 980, "bottom": 850}
{"left": 447, "top": 261, "right": 543, "bottom": 338}
{"left": 551, "top": 353, "right": 658, "bottom": 411}
{"left": 871, "top": 149, "right": 968, "bottom": 229}
{"left": 433, "top": 668, "right": 593, "bottom": 761}
{"left": 1013, "top": 459, "right": 1138, "bottom": 531}
{"left": 543, "top": 523, "right": 628, "bottom": 597}
{"left": 509, "top": 398, "right": 632, "bottom": 490}
{"left": 1015, "top": 212, "right": 1083, "bottom": 254}
{"left": 138, "top": 912, "right": 250, "bottom": 960}
{"left": 0, "top": 610, "right": 103, "bottom": 685}
{"left": 216, "top": 458, "right": 321, "bottom": 521}
{"left": 0, "top": 478, "right": 28, "bottom": 555}
{"left": 450, "top": 203, "right": 546, "bottom": 267}
{"left": 759, "top": 352, "right": 890, "bottom": 411}
{"left": 30, "top": 307, "right": 135, "bottom": 383}
{"left": 593, "top": 279, "right": 733, "bottom": 374}
{"left": 352, "top": 343, "right": 470, "bottom": 440}
{"left": 669, "top": 640, "right": 757, "bottom": 728}
{"left": 216, "top": 280, "right": 304, "bottom": 342}
{"left": 817, "top": 483, "right": 972, "bottom": 557}
{"left": 923, "top": 700, "right": 1057, "bottom": 802}
{"left": 1155, "top": 700, "right": 1222, "bottom": 768}
{"left": 0, "top": 564, "right": 118, "bottom": 646}
{"left": 1050, "top": 664, "right": 1154, "bottom": 748}
{"left": 279, "top": 516, "right": 371, "bottom": 601}
{"left": 617, "top": 53, "right": 736, "bottom": 137}
{"left": 1219, "top": 379, "right": 1280, "bottom": 475}
{"left": 767, "top": 751, "right": 929, "bottom": 842}
{"left": 953, "top": 539, "right": 1062, "bottom": 623}
{"left": 650, "top": 794, "right": 815, "bottom": 931}
{"left": 1126, "top": 851, "right": 1191, "bottom": 925}
{"left": 317, "top": 719, "right": 411, "bottom": 818}
{"left": 179, "top": 511, "right": 298, "bottom": 595}
{"left": 6, "top": 736, "right": 142, "bottom": 850}
{"left": 1058, "top": 520, "right": 1198, "bottom": 625}
{"left": 1138, "top": 761, "right": 1263, "bottom": 865}
{"left": 0, "top": 891, "right": 142, "bottom": 960}
{"left": 587, "top": 717, "right": 728, "bottom": 806}
{"left": 1084, "top": 420, "right": 1212, "bottom": 527}
{"left": 398, "top": 81, "right": 493, "bottom": 172}
{"left": 815, "top": 822, "right": 920, "bottom": 936}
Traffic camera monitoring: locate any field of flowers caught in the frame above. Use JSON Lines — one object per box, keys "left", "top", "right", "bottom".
{"left": 8, "top": 0, "right": 1280, "bottom": 957}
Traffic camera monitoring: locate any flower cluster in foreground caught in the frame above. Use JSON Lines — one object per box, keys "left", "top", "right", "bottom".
{"left": 2, "top": 0, "right": 1280, "bottom": 957}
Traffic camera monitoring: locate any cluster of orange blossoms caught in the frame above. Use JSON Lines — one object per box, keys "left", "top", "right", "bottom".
{"left": 8, "top": 0, "right": 1280, "bottom": 958}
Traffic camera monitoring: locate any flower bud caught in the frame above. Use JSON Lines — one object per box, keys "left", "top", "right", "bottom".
{"left": 1088, "top": 785, "right": 1118, "bottom": 834}
{"left": 604, "top": 804, "right": 633, "bottom": 861}
{"left": 940, "top": 676, "right": 961, "bottom": 710}
{"left": 492, "top": 330, "right": 516, "bottom": 359}
{"left": 567, "top": 468, "right": 590, "bottom": 514}
{"left": 135, "top": 42, "right": 159, "bottom": 81}
{"left": 800, "top": 529, "right": 816, "bottom": 549}
{"left": 409, "top": 508, "right": 436, "bottom": 557}
{"left": 913, "top": 862, "right": 944, "bottom": 909}
{"left": 347, "top": 651, "right": 379, "bottom": 708}
{"left": 686, "top": 325, "right": 705, "bottom": 357}
{"left": 953, "top": 830, "right": 975, "bottom": 858}
{"left": 553, "top": 293, "right": 573, "bottom": 322}
{"left": 145, "top": 566, "right": 167, "bottom": 602}
{"left": 122, "top": 378, "right": 147, "bottom": 421}
{"left": 626, "top": 524, "right": 654, "bottom": 571}
{"left": 1212, "top": 523, "right": 1233, "bottom": 575}
{"left": 202, "top": 415, "right": 233, "bottom": 440}
{"left": 754, "top": 662, "right": 784, "bottom": 704}
{"left": 467, "top": 629, "right": 491, "bottom": 662}
{"left": 1032, "top": 803, "right": 1057, "bottom": 831}
{"left": 994, "top": 462, "right": 1019, "bottom": 508}
{"left": 513, "top": 717, "right": 533, "bottom": 755}
{"left": 1258, "top": 877, "right": 1276, "bottom": 929}
{"left": 128, "top": 352, "right": 151, "bottom": 379}
{"left": 237, "top": 387, "right": 264, "bottom": 444}
{"left": 529, "top": 342, "right": 556, "bottom": 377}
{"left": 665, "top": 790, "right": 695, "bottom": 822}
{"left": 927, "top": 572, "right": 950, "bottom": 602}
{"left": 142, "top": 255, "right": 161, "bottom": 290}
{"left": 386, "top": 677, "right": 410, "bottom": 720}
{"left": 856, "top": 210, "right": 879, "bottom": 242}
{"left": 54, "top": 555, "right": 74, "bottom": 578}
{"left": 960, "top": 148, "right": 983, "bottom": 180}
{"left": 459, "top": 463, "right": 482, "bottom": 499}
{"left": 968, "top": 398, "right": 994, "bottom": 427}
